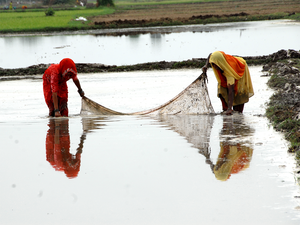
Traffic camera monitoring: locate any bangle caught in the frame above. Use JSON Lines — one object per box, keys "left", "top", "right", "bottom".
{"left": 54, "top": 109, "right": 59, "bottom": 112}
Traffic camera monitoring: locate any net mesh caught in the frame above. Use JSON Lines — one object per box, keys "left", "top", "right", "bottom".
{"left": 80, "top": 73, "right": 214, "bottom": 115}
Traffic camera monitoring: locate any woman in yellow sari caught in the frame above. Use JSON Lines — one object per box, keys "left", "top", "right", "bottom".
{"left": 202, "top": 51, "right": 254, "bottom": 115}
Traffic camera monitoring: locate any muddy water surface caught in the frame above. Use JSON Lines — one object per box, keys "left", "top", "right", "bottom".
{"left": 1, "top": 67, "right": 300, "bottom": 224}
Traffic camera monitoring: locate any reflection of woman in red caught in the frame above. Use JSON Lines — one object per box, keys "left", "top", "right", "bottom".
{"left": 46, "top": 119, "right": 83, "bottom": 179}
{"left": 43, "top": 58, "right": 85, "bottom": 117}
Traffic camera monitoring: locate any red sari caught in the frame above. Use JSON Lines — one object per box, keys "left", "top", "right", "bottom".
{"left": 43, "top": 58, "right": 78, "bottom": 117}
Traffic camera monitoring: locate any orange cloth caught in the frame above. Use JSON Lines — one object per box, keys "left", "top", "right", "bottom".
{"left": 209, "top": 51, "right": 254, "bottom": 106}
{"left": 221, "top": 51, "right": 245, "bottom": 78}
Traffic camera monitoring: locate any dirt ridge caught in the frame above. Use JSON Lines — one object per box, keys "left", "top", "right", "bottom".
{"left": 1, "top": 49, "right": 299, "bottom": 79}
{"left": 91, "top": 0, "right": 300, "bottom": 28}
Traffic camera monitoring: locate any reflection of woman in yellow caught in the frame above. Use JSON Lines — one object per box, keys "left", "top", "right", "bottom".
{"left": 202, "top": 116, "right": 254, "bottom": 181}
{"left": 213, "top": 143, "right": 253, "bottom": 181}
{"left": 213, "top": 116, "right": 254, "bottom": 181}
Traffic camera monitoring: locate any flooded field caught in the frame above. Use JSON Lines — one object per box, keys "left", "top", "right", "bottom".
{"left": 1, "top": 67, "right": 300, "bottom": 224}
{"left": 0, "top": 20, "right": 299, "bottom": 69}
{"left": 1, "top": 19, "right": 300, "bottom": 224}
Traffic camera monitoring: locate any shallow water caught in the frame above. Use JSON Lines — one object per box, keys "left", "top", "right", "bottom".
{"left": 0, "top": 20, "right": 299, "bottom": 69}
{"left": 1, "top": 67, "right": 300, "bottom": 224}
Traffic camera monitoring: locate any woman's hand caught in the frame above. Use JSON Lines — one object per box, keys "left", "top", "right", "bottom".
{"left": 202, "top": 53, "right": 212, "bottom": 74}
{"left": 202, "top": 65, "right": 208, "bottom": 73}
{"left": 227, "top": 84, "right": 234, "bottom": 115}
{"left": 78, "top": 89, "right": 85, "bottom": 97}
{"left": 73, "top": 79, "right": 85, "bottom": 97}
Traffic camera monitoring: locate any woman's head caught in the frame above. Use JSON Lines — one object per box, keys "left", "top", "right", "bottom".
{"left": 59, "top": 58, "right": 77, "bottom": 78}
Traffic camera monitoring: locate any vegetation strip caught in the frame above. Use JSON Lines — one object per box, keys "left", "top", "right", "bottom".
{"left": 0, "top": 50, "right": 294, "bottom": 77}
{"left": 261, "top": 50, "right": 300, "bottom": 180}
{"left": 264, "top": 50, "right": 300, "bottom": 152}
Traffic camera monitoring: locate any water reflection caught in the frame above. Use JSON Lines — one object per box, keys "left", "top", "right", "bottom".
{"left": 213, "top": 116, "right": 254, "bottom": 181}
{"left": 46, "top": 118, "right": 82, "bottom": 179}
{"left": 156, "top": 114, "right": 254, "bottom": 181}
{"left": 45, "top": 117, "right": 106, "bottom": 178}
{"left": 150, "top": 33, "right": 163, "bottom": 48}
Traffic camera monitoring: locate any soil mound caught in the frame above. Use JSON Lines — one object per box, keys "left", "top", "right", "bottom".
{"left": 1, "top": 50, "right": 300, "bottom": 78}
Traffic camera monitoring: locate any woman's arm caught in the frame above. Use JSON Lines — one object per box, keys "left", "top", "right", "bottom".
{"left": 52, "top": 92, "right": 61, "bottom": 117}
{"left": 226, "top": 84, "right": 234, "bottom": 115}
{"left": 73, "top": 79, "right": 85, "bottom": 97}
{"left": 202, "top": 53, "right": 212, "bottom": 73}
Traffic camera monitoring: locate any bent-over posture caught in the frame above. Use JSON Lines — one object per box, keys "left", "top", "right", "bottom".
{"left": 202, "top": 51, "right": 254, "bottom": 115}
{"left": 43, "top": 58, "right": 85, "bottom": 117}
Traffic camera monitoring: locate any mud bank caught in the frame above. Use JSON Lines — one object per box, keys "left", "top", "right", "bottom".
{"left": 1, "top": 49, "right": 300, "bottom": 78}
{"left": 94, "top": 12, "right": 251, "bottom": 28}
{"left": 91, "top": 0, "right": 300, "bottom": 30}
{"left": 263, "top": 50, "right": 300, "bottom": 157}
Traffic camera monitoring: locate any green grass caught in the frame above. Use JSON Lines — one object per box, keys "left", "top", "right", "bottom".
{"left": 265, "top": 58, "right": 300, "bottom": 153}
{"left": 0, "top": 7, "right": 115, "bottom": 32}
{"left": 266, "top": 101, "right": 300, "bottom": 152}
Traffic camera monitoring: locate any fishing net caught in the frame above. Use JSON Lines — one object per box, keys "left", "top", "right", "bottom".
{"left": 80, "top": 73, "right": 214, "bottom": 115}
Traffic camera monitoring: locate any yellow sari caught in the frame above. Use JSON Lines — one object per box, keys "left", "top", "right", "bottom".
{"left": 209, "top": 51, "right": 254, "bottom": 106}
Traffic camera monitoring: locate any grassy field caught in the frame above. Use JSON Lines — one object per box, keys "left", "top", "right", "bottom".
{"left": 0, "top": 0, "right": 299, "bottom": 33}
{"left": 0, "top": 7, "right": 114, "bottom": 32}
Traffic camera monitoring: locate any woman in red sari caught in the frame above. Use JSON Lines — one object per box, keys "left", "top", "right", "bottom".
{"left": 43, "top": 58, "right": 85, "bottom": 117}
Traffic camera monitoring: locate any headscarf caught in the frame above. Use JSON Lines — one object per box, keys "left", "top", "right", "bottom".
{"left": 59, "top": 58, "right": 78, "bottom": 80}
{"left": 209, "top": 51, "right": 245, "bottom": 83}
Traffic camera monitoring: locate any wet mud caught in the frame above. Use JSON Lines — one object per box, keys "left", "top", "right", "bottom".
{"left": 1, "top": 49, "right": 299, "bottom": 78}
{"left": 263, "top": 50, "right": 300, "bottom": 155}
{"left": 94, "top": 12, "right": 250, "bottom": 28}
{"left": 91, "top": 0, "right": 300, "bottom": 31}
